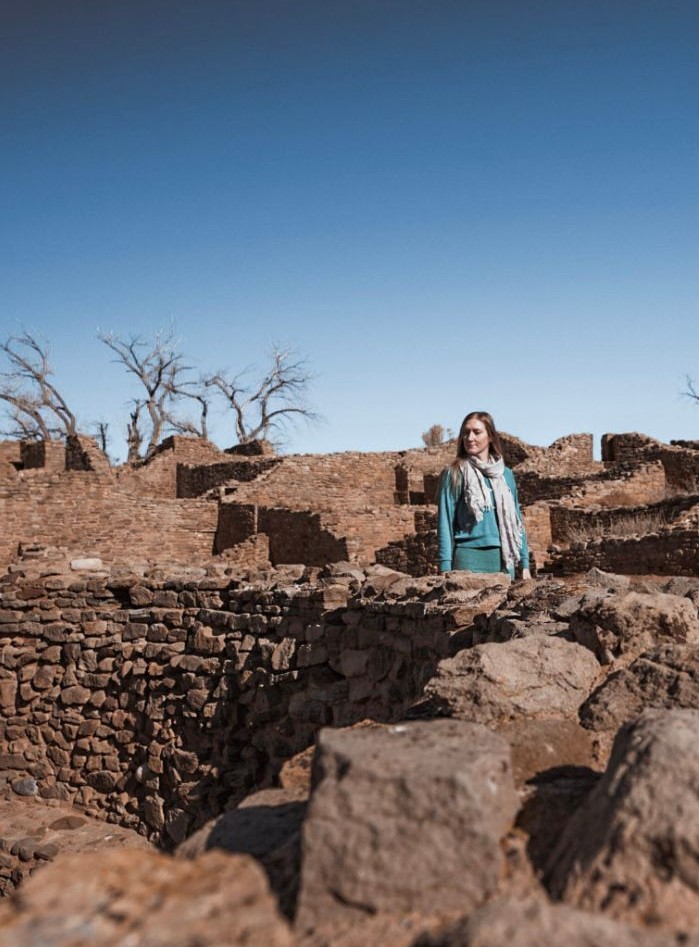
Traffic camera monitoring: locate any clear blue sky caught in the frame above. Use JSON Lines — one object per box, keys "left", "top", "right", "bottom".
{"left": 2, "top": 0, "right": 699, "bottom": 461}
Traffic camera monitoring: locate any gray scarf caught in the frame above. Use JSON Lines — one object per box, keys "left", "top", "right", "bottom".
{"left": 460, "top": 455, "right": 523, "bottom": 570}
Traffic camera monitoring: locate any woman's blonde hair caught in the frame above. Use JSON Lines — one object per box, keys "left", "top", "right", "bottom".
{"left": 446, "top": 411, "right": 504, "bottom": 493}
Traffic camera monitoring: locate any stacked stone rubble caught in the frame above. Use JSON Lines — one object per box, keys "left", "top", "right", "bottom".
{"left": 0, "top": 564, "right": 504, "bottom": 847}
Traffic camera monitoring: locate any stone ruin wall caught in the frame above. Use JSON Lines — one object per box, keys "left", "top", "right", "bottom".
{"left": 176, "top": 457, "right": 281, "bottom": 498}
{"left": 0, "top": 567, "right": 466, "bottom": 853}
{"left": 0, "top": 473, "right": 218, "bottom": 571}
{"left": 228, "top": 451, "right": 402, "bottom": 510}
{"left": 213, "top": 451, "right": 424, "bottom": 564}
{"left": 507, "top": 432, "right": 599, "bottom": 477}
{"left": 375, "top": 461, "right": 670, "bottom": 578}
{"left": 549, "top": 494, "right": 699, "bottom": 546}
{"left": 19, "top": 440, "right": 66, "bottom": 473}
{"left": 549, "top": 527, "right": 699, "bottom": 576}
{"left": 515, "top": 461, "right": 665, "bottom": 507}
{"left": 1, "top": 427, "right": 698, "bottom": 580}
{"left": 115, "top": 436, "right": 229, "bottom": 500}
{"left": 602, "top": 433, "right": 699, "bottom": 494}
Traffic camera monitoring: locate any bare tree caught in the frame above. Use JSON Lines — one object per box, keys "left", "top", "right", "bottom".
{"left": 163, "top": 384, "right": 210, "bottom": 440}
{"left": 685, "top": 375, "right": 699, "bottom": 405}
{"left": 205, "top": 347, "right": 317, "bottom": 445}
{"left": 98, "top": 327, "right": 206, "bottom": 460}
{"left": 0, "top": 332, "right": 77, "bottom": 440}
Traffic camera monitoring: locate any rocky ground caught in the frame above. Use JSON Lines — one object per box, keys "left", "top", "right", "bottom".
{"left": 2, "top": 566, "right": 699, "bottom": 944}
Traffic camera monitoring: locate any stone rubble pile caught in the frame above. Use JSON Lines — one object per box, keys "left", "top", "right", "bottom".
{"left": 1, "top": 563, "right": 699, "bottom": 943}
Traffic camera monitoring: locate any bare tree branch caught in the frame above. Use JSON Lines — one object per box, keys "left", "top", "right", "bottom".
{"left": 0, "top": 332, "right": 77, "bottom": 439}
{"left": 164, "top": 382, "right": 210, "bottom": 439}
{"left": 126, "top": 402, "right": 145, "bottom": 464}
{"left": 92, "top": 421, "right": 110, "bottom": 455}
{"left": 685, "top": 375, "right": 699, "bottom": 404}
{"left": 205, "top": 346, "right": 317, "bottom": 444}
{"left": 98, "top": 327, "right": 205, "bottom": 460}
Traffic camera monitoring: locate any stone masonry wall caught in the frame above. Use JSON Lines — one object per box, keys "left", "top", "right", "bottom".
{"left": 512, "top": 433, "right": 597, "bottom": 477}
{"left": 549, "top": 528, "right": 699, "bottom": 575}
{"left": 375, "top": 510, "right": 438, "bottom": 576}
{"left": 65, "top": 435, "right": 113, "bottom": 474}
{"left": 116, "top": 437, "right": 227, "bottom": 500}
{"left": 0, "top": 474, "right": 218, "bottom": 570}
{"left": 20, "top": 440, "right": 65, "bottom": 472}
{"left": 216, "top": 502, "right": 416, "bottom": 567}
{"left": 176, "top": 458, "right": 281, "bottom": 498}
{"left": 229, "top": 452, "right": 402, "bottom": 511}
{"left": 0, "top": 567, "right": 493, "bottom": 849}
{"left": 516, "top": 461, "right": 665, "bottom": 507}
{"left": 549, "top": 494, "right": 699, "bottom": 546}
{"left": 602, "top": 434, "right": 699, "bottom": 494}
{"left": 0, "top": 442, "right": 21, "bottom": 478}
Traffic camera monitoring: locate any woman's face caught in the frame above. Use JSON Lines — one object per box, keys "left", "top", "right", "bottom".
{"left": 463, "top": 419, "right": 491, "bottom": 461}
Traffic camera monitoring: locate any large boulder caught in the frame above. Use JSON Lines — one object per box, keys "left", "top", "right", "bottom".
{"left": 423, "top": 637, "right": 600, "bottom": 725}
{"left": 580, "top": 644, "right": 699, "bottom": 734}
{"left": 570, "top": 591, "right": 699, "bottom": 665}
{"left": 497, "top": 717, "right": 598, "bottom": 785}
{"left": 0, "top": 848, "right": 293, "bottom": 946}
{"left": 177, "top": 787, "right": 306, "bottom": 918}
{"left": 545, "top": 709, "right": 699, "bottom": 929}
{"left": 295, "top": 720, "right": 518, "bottom": 936}
{"left": 416, "top": 895, "right": 699, "bottom": 946}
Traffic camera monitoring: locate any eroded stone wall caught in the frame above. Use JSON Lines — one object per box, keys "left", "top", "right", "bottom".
{"left": 116, "top": 436, "right": 228, "bottom": 500}
{"left": 602, "top": 434, "right": 699, "bottom": 494}
{"left": 550, "top": 495, "right": 699, "bottom": 546}
{"left": 550, "top": 527, "right": 699, "bottom": 575}
{"left": 229, "top": 451, "right": 402, "bottom": 511}
{"left": 0, "top": 443, "right": 20, "bottom": 483}
{"left": 0, "top": 474, "right": 218, "bottom": 569}
{"left": 177, "top": 458, "right": 280, "bottom": 498}
{"left": 0, "top": 566, "right": 493, "bottom": 847}
{"left": 516, "top": 462, "right": 664, "bottom": 507}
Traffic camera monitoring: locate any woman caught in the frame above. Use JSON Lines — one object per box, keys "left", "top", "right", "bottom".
{"left": 437, "top": 411, "right": 531, "bottom": 578}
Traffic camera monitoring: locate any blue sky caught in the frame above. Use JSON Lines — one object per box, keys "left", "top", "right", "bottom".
{"left": 2, "top": 1, "right": 699, "bottom": 461}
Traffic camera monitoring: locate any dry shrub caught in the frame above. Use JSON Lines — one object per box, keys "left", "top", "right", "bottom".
{"left": 565, "top": 510, "right": 671, "bottom": 545}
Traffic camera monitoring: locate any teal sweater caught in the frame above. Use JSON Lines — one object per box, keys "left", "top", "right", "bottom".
{"left": 437, "top": 466, "right": 529, "bottom": 572}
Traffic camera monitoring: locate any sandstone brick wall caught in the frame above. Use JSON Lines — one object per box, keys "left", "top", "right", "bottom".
{"left": 176, "top": 458, "right": 280, "bottom": 498}
{"left": 20, "top": 440, "right": 65, "bottom": 472}
{"left": 0, "top": 568, "right": 468, "bottom": 847}
{"left": 602, "top": 434, "right": 699, "bottom": 494}
{"left": 549, "top": 495, "right": 699, "bottom": 546}
{"left": 601, "top": 433, "right": 657, "bottom": 461}
{"left": 116, "top": 436, "right": 227, "bottom": 500}
{"left": 672, "top": 440, "right": 699, "bottom": 451}
{"left": 549, "top": 528, "right": 699, "bottom": 576}
{"left": 0, "top": 474, "right": 218, "bottom": 569}
{"left": 0, "top": 442, "right": 21, "bottom": 481}
{"left": 521, "top": 502, "right": 551, "bottom": 570}
{"left": 216, "top": 502, "right": 416, "bottom": 567}
{"left": 257, "top": 508, "right": 350, "bottom": 565}
{"left": 213, "top": 452, "right": 421, "bottom": 566}
{"left": 0, "top": 441, "right": 21, "bottom": 467}
{"left": 230, "top": 452, "right": 401, "bottom": 511}
{"left": 516, "top": 461, "right": 665, "bottom": 507}
{"left": 512, "top": 433, "right": 597, "bottom": 477}
{"left": 215, "top": 503, "right": 258, "bottom": 549}
{"left": 375, "top": 509, "right": 438, "bottom": 576}
{"left": 65, "top": 435, "right": 112, "bottom": 474}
